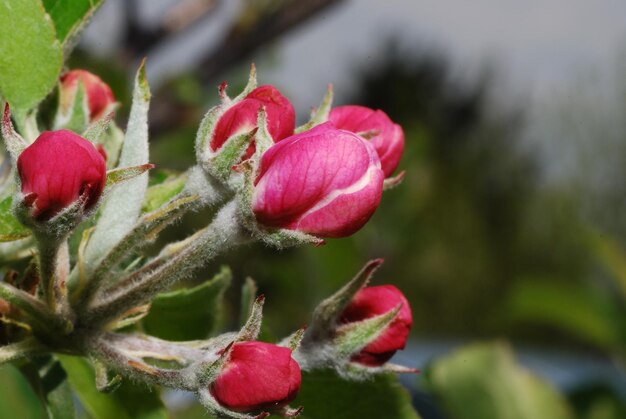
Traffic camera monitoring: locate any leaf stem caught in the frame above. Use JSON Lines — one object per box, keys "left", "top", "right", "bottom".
{"left": 84, "top": 200, "right": 249, "bottom": 328}
{"left": 0, "top": 338, "right": 46, "bottom": 364}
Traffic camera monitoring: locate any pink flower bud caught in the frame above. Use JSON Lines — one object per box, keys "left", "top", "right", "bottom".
{"left": 60, "top": 70, "right": 115, "bottom": 122}
{"left": 252, "top": 123, "right": 384, "bottom": 238}
{"left": 329, "top": 105, "right": 404, "bottom": 177}
{"left": 17, "top": 130, "right": 107, "bottom": 220}
{"left": 210, "top": 341, "right": 301, "bottom": 413}
{"left": 340, "top": 285, "right": 412, "bottom": 366}
{"left": 211, "top": 85, "right": 295, "bottom": 159}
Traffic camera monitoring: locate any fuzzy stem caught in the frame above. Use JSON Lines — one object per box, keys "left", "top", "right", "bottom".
{"left": 84, "top": 200, "right": 248, "bottom": 327}
{"left": 37, "top": 237, "right": 70, "bottom": 316}
{"left": 0, "top": 282, "right": 72, "bottom": 335}
{"left": 0, "top": 338, "right": 46, "bottom": 364}
{"left": 67, "top": 166, "right": 226, "bottom": 302}
{"left": 101, "top": 332, "right": 210, "bottom": 364}
{"left": 73, "top": 194, "right": 199, "bottom": 308}
{"left": 89, "top": 335, "right": 192, "bottom": 389}
{"left": 181, "top": 165, "right": 229, "bottom": 208}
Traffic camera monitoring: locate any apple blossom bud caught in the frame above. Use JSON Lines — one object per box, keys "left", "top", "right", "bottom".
{"left": 340, "top": 285, "right": 412, "bottom": 366}
{"left": 17, "top": 130, "right": 107, "bottom": 220}
{"left": 211, "top": 85, "right": 295, "bottom": 159}
{"left": 210, "top": 341, "right": 301, "bottom": 413}
{"left": 60, "top": 70, "right": 115, "bottom": 122}
{"left": 329, "top": 105, "right": 404, "bottom": 177}
{"left": 252, "top": 123, "right": 384, "bottom": 238}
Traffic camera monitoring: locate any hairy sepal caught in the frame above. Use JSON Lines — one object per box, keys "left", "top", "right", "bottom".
{"left": 195, "top": 65, "right": 258, "bottom": 183}
{"left": 104, "top": 164, "right": 155, "bottom": 191}
{"left": 236, "top": 163, "right": 323, "bottom": 249}
{"left": 294, "top": 84, "right": 333, "bottom": 134}
{"left": 54, "top": 78, "right": 89, "bottom": 132}
{"left": 1, "top": 103, "right": 27, "bottom": 163}
{"left": 305, "top": 259, "right": 383, "bottom": 341}
{"left": 383, "top": 170, "right": 405, "bottom": 190}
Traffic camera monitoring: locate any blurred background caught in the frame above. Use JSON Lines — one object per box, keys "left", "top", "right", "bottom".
{"left": 43, "top": 0, "right": 626, "bottom": 417}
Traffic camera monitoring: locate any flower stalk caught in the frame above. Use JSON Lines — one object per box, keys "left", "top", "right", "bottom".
{"left": 36, "top": 237, "right": 70, "bottom": 315}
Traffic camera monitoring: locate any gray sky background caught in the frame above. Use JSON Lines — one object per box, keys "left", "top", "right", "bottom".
{"left": 84, "top": 0, "right": 626, "bottom": 108}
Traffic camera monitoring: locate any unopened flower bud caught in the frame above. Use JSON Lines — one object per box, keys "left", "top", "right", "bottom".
{"left": 340, "top": 285, "right": 412, "bottom": 366}
{"left": 60, "top": 69, "right": 115, "bottom": 122}
{"left": 329, "top": 105, "right": 404, "bottom": 177}
{"left": 17, "top": 130, "right": 107, "bottom": 220}
{"left": 211, "top": 85, "right": 295, "bottom": 159}
{"left": 210, "top": 341, "right": 301, "bottom": 413}
{"left": 252, "top": 123, "right": 384, "bottom": 238}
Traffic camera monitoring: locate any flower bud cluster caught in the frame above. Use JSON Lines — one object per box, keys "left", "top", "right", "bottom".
{"left": 0, "top": 64, "right": 413, "bottom": 419}
{"left": 294, "top": 260, "right": 415, "bottom": 380}
{"left": 198, "top": 66, "right": 405, "bottom": 241}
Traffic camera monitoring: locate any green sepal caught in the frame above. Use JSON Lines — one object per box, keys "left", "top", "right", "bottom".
{"left": 14, "top": 190, "right": 91, "bottom": 239}
{"left": 195, "top": 341, "right": 234, "bottom": 387}
{"left": 232, "top": 63, "right": 258, "bottom": 103}
{"left": 281, "top": 327, "right": 306, "bottom": 352}
{"left": 305, "top": 259, "right": 382, "bottom": 341}
{"left": 82, "top": 112, "right": 114, "bottom": 144}
{"left": 236, "top": 294, "right": 264, "bottom": 342}
{"left": 383, "top": 170, "right": 405, "bottom": 190}
{"left": 198, "top": 387, "right": 270, "bottom": 419}
{"left": 54, "top": 79, "right": 89, "bottom": 132}
{"left": 334, "top": 304, "right": 400, "bottom": 359}
{"left": 195, "top": 105, "right": 225, "bottom": 161}
{"left": 294, "top": 84, "right": 333, "bottom": 134}
{"left": 104, "top": 164, "right": 155, "bottom": 191}
{"left": 239, "top": 277, "right": 258, "bottom": 326}
{"left": 195, "top": 64, "right": 259, "bottom": 185}
{"left": 1, "top": 103, "right": 27, "bottom": 163}
{"left": 93, "top": 359, "right": 123, "bottom": 393}
{"left": 206, "top": 130, "right": 256, "bottom": 182}
{"left": 236, "top": 164, "right": 323, "bottom": 249}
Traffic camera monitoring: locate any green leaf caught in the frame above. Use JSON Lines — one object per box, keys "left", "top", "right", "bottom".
{"left": 40, "top": 361, "right": 74, "bottom": 419}
{"left": 142, "top": 266, "right": 232, "bottom": 341}
{"left": 46, "top": 379, "right": 75, "bottom": 419}
{"left": 0, "top": 195, "right": 31, "bottom": 242}
{"left": 83, "top": 62, "right": 151, "bottom": 268}
{"left": 0, "top": 364, "right": 45, "bottom": 419}
{"left": 43, "top": 0, "right": 104, "bottom": 48}
{"left": 428, "top": 342, "right": 574, "bottom": 419}
{"left": 57, "top": 355, "right": 167, "bottom": 419}
{"left": 295, "top": 369, "right": 419, "bottom": 419}
{"left": 0, "top": 0, "right": 63, "bottom": 112}
{"left": 142, "top": 172, "right": 188, "bottom": 213}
